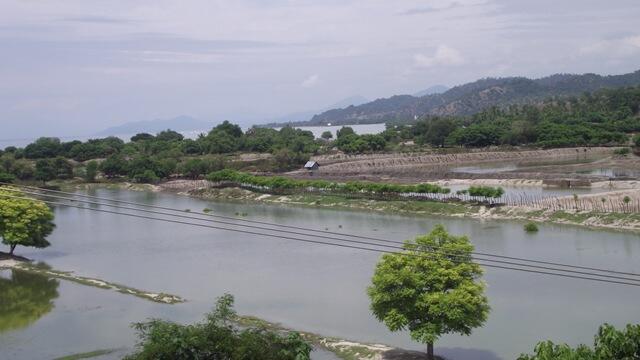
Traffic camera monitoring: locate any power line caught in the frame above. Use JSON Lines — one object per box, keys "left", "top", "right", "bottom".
{"left": 2, "top": 192, "right": 640, "bottom": 288}
{"left": 3, "top": 182, "right": 640, "bottom": 278}
{"left": 9, "top": 189, "right": 640, "bottom": 283}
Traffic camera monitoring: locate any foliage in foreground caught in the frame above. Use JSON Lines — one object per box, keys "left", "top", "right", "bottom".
{"left": 518, "top": 323, "right": 640, "bottom": 360}
{"left": 0, "top": 187, "right": 55, "bottom": 255}
{"left": 367, "top": 225, "right": 490, "bottom": 360}
{"left": 206, "top": 169, "right": 450, "bottom": 194}
{"left": 125, "top": 294, "right": 312, "bottom": 360}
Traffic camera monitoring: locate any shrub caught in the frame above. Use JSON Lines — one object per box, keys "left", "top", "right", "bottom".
{"left": 613, "top": 147, "right": 631, "bottom": 156}
{"left": 133, "top": 170, "right": 159, "bottom": 184}
{"left": 524, "top": 222, "right": 539, "bottom": 233}
{"left": 125, "top": 294, "right": 312, "bottom": 360}
{"left": 518, "top": 323, "right": 640, "bottom": 360}
{"left": 84, "top": 161, "right": 98, "bottom": 182}
{"left": 205, "top": 170, "right": 450, "bottom": 194}
{"left": 467, "top": 186, "right": 504, "bottom": 198}
{"left": 0, "top": 171, "right": 15, "bottom": 183}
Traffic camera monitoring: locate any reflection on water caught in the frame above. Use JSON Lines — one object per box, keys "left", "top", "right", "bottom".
{"left": 452, "top": 164, "right": 518, "bottom": 174}
{"left": 0, "top": 266, "right": 59, "bottom": 333}
{"left": 576, "top": 168, "right": 640, "bottom": 178}
{"left": 450, "top": 156, "right": 604, "bottom": 175}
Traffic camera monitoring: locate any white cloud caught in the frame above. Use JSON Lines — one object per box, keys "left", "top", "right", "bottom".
{"left": 301, "top": 74, "right": 319, "bottom": 88}
{"left": 414, "top": 45, "right": 465, "bottom": 68}
{"left": 580, "top": 34, "right": 640, "bottom": 57}
{"left": 624, "top": 35, "right": 640, "bottom": 48}
{"left": 126, "top": 50, "right": 224, "bottom": 64}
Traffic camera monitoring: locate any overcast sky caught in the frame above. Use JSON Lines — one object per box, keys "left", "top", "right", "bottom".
{"left": 1, "top": 0, "right": 640, "bottom": 140}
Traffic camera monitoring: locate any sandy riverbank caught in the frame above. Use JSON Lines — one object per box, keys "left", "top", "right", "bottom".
{"left": 0, "top": 256, "right": 184, "bottom": 304}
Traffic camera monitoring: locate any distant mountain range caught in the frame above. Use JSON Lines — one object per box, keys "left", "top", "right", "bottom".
{"left": 96, "top": 116, "right": 214, "bottom": 136}
{"left": 260, "top": 95, "right": 369, "bottom": 127}
{"left": 271, "top": 70, "right": 640, "bottom": 127}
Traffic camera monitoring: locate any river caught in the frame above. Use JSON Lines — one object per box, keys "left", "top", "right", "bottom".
{"left": 1, "top": 188, "right": 640, "bottom": 359}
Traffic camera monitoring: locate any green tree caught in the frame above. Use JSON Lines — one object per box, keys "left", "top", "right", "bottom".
{"left": 336, "top": 126, "right": 355, "bottom": 139}
{"left": 367, "top": 225, "right": 489, "bottom": 360}
{"left": 321, "top": 131, "right": 333, "bottom": 140}
{"left": 53, "top": 157, "right": 73, "bottom": 179}
{"left": 210, "top": 120, "right": 243, "bottom": 138}
{"left": 125, "top": 294, "right": 311, "bottom": 360}
{"left": 24, "top": 137, "right": 62, "bottom": 158}
{"left": 623, "top": 195, "right": 632, "bottom": 212}
{"left": 11, "top": 160, "right": 34, "bottom": 180}
{"left": 85, "top": 161, "right": 98, "bottom": 182}
{"left": 100, "top": 155, "right": 128, "bottom": 178}
{"left": 155, "top": 129, "right": 184, "bottom": 142}
{"left": 181, "top": 158, "right": 208, "bottom": 179}
{"left": 34, "top": 159, "right": 56, "bottom": 183}
{"left": 133, "top": 170, "right": 159, "bottom": 184}
{"left": 131, "top": 133, "right": 155, "bottom": 142}
{"left": 423, "top": 117, "right": 456, "bottom": 147}
{"left": 0, "top": 188, "right": 55, "bottom": 255}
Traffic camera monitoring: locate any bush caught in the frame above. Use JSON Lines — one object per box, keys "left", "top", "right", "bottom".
{"left": 614, "top": 147, "right": 631, "bottom": 156}
{"left": 205, "top": 170, "right": 450, "bottom": 195}
{"left": 524, "top": 222, "right": 539, "bottom": 233}
{"left": 84, "top": 161, "right": 98, "bottom": 182}
{"left": 124, "top": 294, "right": 311, "bottom": 360}
{"left": 0, "top": 171, "right": 15, "bottom": 183}
{"left": 518, "top": 323, "right": 640, "bottom": 360}
{"left": 100, "top": 155, "right": 128, "bottom": 178}
{"left": 133, "top": 170, "right": 159, "bottom": 184}
{"left": 467, "top": 186, "right": 504, "bottom": 198}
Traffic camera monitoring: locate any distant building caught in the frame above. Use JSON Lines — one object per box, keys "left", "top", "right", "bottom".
{"left": 304, "top": 161, "right": 320, "bottom": 170}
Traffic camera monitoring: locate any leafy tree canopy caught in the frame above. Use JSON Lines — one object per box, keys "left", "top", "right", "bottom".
{"left": 0, "top": 187, "right": 55, "bottom": 255}
{"left": 367, "top": 225, "right": 489, "bottom": 359}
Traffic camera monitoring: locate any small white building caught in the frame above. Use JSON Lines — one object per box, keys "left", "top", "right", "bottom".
{"left": 304, "top": 161, "right": 320, "bottom": 170}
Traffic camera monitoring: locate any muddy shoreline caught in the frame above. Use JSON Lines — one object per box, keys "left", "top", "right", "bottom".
{"left": 62, "top": 178, "right": 640, "bottom": 233}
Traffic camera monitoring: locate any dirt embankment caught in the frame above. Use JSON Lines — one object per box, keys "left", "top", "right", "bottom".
{"left": 290, "top": 147, "right": 638, "bottom": 183}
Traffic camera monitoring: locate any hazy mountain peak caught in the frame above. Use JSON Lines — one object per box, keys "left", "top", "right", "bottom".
{"left": 97, "top": 115, "right": 213, "bottom": 136}
{"left": 413, "top": 85, "right": 449, "bottom": 97}
{"left": 326, "top": 95, "right": 369, "bottom": 110}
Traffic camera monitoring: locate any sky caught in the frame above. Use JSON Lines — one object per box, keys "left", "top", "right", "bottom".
{"left": 1, "top": 0, "right": 640, "bottom": 140}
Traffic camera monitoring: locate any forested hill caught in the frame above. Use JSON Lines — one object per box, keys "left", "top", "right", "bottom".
{"left": 301, "top": 70, "right": 640, "bottom": 126}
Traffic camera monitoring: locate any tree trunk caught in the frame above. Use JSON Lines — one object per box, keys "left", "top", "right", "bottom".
{"left": 9, "top": 244, "right": 16, "bottom": 255}
{"left": 427, "top": 342, "right": 434, "bottom": 360}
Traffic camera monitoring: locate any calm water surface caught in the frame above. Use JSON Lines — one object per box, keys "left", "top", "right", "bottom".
{"left": 1, "top": 189, "right": 640, "bottom": 360}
